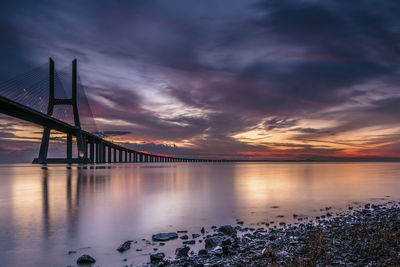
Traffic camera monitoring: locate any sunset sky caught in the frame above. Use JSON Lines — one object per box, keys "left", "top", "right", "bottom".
{"left": 1, "top": 0, "right": 400, "bottom": 163}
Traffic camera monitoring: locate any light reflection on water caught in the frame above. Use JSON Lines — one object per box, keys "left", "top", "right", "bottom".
{"left": 0, "top": 162, "right": 399, "bottom": 266}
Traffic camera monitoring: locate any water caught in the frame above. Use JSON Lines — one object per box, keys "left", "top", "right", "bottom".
{"left": 0, "top": 162, "right": 399, "bottom": 266}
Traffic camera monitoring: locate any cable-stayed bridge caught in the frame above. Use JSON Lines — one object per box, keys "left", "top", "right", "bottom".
{"left": 0, "top": 58, "right": 224, "bottom": 164}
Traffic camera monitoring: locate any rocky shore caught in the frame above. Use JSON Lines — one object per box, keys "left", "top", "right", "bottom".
{"left": 75, "top": 201, "right": 400, "bottom": 266}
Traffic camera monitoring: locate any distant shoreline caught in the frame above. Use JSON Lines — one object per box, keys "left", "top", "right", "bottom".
{"left": 2, "top": 158, "right": 400, "bottom": 165}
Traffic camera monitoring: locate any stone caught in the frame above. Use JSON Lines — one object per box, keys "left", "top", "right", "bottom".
{"left": 76, "top": 254, "right": 96, "bottom": 265}
{"left": 205, "top": 237, "right": 218, "bottom": 249}
{"left": 117, "top": 240, "right": 132, "bottom": 252}
{"left": 152, "top": 232, "right": 178, "bottom": 241}
{"left": 192, "top": 233, "right": 200, "bottom": 238}
{"left": 221, "top": 238, "right": 231, "bottom": 246}
{"left": 180, "top": 234, "right": 189, "bottom": 240}
{"left": 150, "top": 252, "right": 165, "bottom": 263}
{"left": 198, "top": 249, "right": 208, "bottom": 255}
{"left": 218, "top": 225, "right": 236, "bottom": 236}
{"left": 183, "top": 240, "right": 195, "bottom": 245}
{"left": 222, "top": 245, "right": 231, "bottom": 255}
{"left": 176, "top": 246, "right": 190, "bottom": 257}
{"left": 200, "top": 227, "right": 205, "bottom": 234}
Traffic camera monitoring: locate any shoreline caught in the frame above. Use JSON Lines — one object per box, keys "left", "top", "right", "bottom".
{"left": 131, "top": 201, "right": 400, "bottom": 266}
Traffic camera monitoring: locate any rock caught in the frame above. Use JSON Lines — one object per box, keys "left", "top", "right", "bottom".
{"left": 117, "top": 240, "right": 132, "bottom": 252}
{"left": 192, "top": 233, "right": 200, "bottom": 238}
{"left": 176, "top": 246, "right": 190, "bottom": 257}
{"left": 76, "top": 254, "right": 96, "bottom": 265}
{"left": 150, "top": 252, "right": 165, "bottom": 263}
{"left": 200, "top": 227, "right": 205, "bottom": 234}
{"left": 218, "top": 225, "right": 236, "bottom": 236}
{"left": 152, "top": 232, "right": 178, "bottom": 241}
{"left": 205, "top": 237, "right": 219, "bottom": 249}
{"left": 183, "top": 240, "right": 196, "bottom": 245}
{"left": 198, "top": 249, "right": 208, "bottom": 255}
{"left": 180, "top": 234, "right": 189, "bottom": 240}
{"left": 222, "top": 245, "right": 231, "bottom": 255}
{"left": 221, "top": 238, "right": 231, "bottom": 246}
{"left": 177, "top": 230, "right": 188, "bottom": 233}
{"left": 68, "top": 250, "right": 76, "bottom": 255}
{"left": 237, "top": 220, "right": 244, "bottom": 225}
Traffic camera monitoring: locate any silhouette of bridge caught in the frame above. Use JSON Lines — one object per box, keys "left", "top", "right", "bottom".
{"left": 0, "top": 58, "right": 224, "bottom": 164}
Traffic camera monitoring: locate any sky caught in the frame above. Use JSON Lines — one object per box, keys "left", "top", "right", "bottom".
{"left": 0, "top": 0, "right": 400, "bottom": 163}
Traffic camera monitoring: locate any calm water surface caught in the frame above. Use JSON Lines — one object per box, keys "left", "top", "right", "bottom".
{"left": 0, "top": 162, "right": 399, "bottom": 266}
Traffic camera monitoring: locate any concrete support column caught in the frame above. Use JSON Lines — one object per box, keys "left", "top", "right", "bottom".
{"left": 67, "top": 133, "right": 72, "bottom": 163}
{"left": 83, "top": 135, "right": 88, "bottom": 160}
{"left": 95, "top": 142, "right": 99, "bottom": 163}
{"left": 108, "top": 146, "right": 111, "bottom": 163}
{"left": 119, "top": 150, "right": 123, "bottom": 163}
{"left": 101, "top": 143, "right": 106, "bottom": 163}
{"left": 90, "top": 138, "right": 94, "bottom": 163}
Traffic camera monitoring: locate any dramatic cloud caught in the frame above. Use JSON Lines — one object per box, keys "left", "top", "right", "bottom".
{"left": 0, "top": 0, "right": 399, "bottom": 162}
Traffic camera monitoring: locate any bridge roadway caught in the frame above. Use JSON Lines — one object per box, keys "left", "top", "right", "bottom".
{"left": 0, "top": 95, "right": 223, "bottom": 163}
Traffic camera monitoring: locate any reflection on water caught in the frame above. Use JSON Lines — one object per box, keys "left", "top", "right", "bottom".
{"left": 0, "top": 162, "right": 399, "bottom": 266}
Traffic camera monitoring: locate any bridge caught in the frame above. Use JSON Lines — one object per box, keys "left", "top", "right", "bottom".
{"left": 0, "top": 58, "right": 224, "bottom": 164}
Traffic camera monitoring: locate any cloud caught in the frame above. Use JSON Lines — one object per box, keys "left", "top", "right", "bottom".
{"left": 0, "top": 0, "right": 400, "bottom": 161}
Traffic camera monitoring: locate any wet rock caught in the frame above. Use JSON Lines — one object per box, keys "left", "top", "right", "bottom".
{"left": 221, "top": 238, "right": 231, "bottom": 246}
{"left": 177, "top": 230, "right": 188, "bottom": 233}
{"left": 200, "top": 227, "right": 205, "bottom": 234}
{"left": 218, "top": 225, "right": 236, "bottom": 236}
{"left": 76, "top": 254, "right": 96, "bottom": 265}
{"left": 205, "top": 237, "right": 219, "bottom": 249}
{"left": 176, "top": 246, "right": 190, "bottom": 257}
{"left": 183, "top": 240, "right": 196, "bottom": 245}
{"left": 150, "top": 252, "right": 165, "bottom": 263}
{"left": 198, "top": 249, "right": 208, "bottom": 255}
{"left": 68, "top": 250, "right": 76, "bottom": 255}
{"left": 152, "top": 232, "right": 178, "bottom": 241}
{"left": 180, "top": 234, "right": 189, "bottom": 240}
{"left": 222, "top": 245, "right": 231, "bottom": 255}
{"left": 192, "top": 233, "right": 200, "bottom": 238}
{"left": 117, "top": 240, "right": 132, "bottom": 252}
{"left": 237, "top": 220, "right": 244, "bottom": 225}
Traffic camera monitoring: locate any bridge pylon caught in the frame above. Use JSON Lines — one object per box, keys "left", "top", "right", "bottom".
{"left": 33, "top": 58, "right": 89, "bottom": 164}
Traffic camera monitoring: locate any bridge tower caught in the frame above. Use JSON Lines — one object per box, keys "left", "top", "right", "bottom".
{"left": 33, "top": 58, "right": 87, "bottom": 164}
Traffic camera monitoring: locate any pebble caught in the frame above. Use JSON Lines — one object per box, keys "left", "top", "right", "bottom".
{"left": 152, "top": 232, "right": 178, "bottom": 241}
{"left": 76, "top": 254, "right": 96, "bottom": 265}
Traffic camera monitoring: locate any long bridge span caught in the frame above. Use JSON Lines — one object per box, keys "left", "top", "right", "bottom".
{"left": 0, "top": 58, "right": 225, "bottom": 164}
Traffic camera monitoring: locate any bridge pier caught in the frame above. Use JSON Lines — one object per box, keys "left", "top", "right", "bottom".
{"left": 67, "top": 133, "right": 72, "bottom": 163}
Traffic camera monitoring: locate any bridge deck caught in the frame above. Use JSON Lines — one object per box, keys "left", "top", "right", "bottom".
{"left": 0, "top": 95, "right": 223, "bottom": 163}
